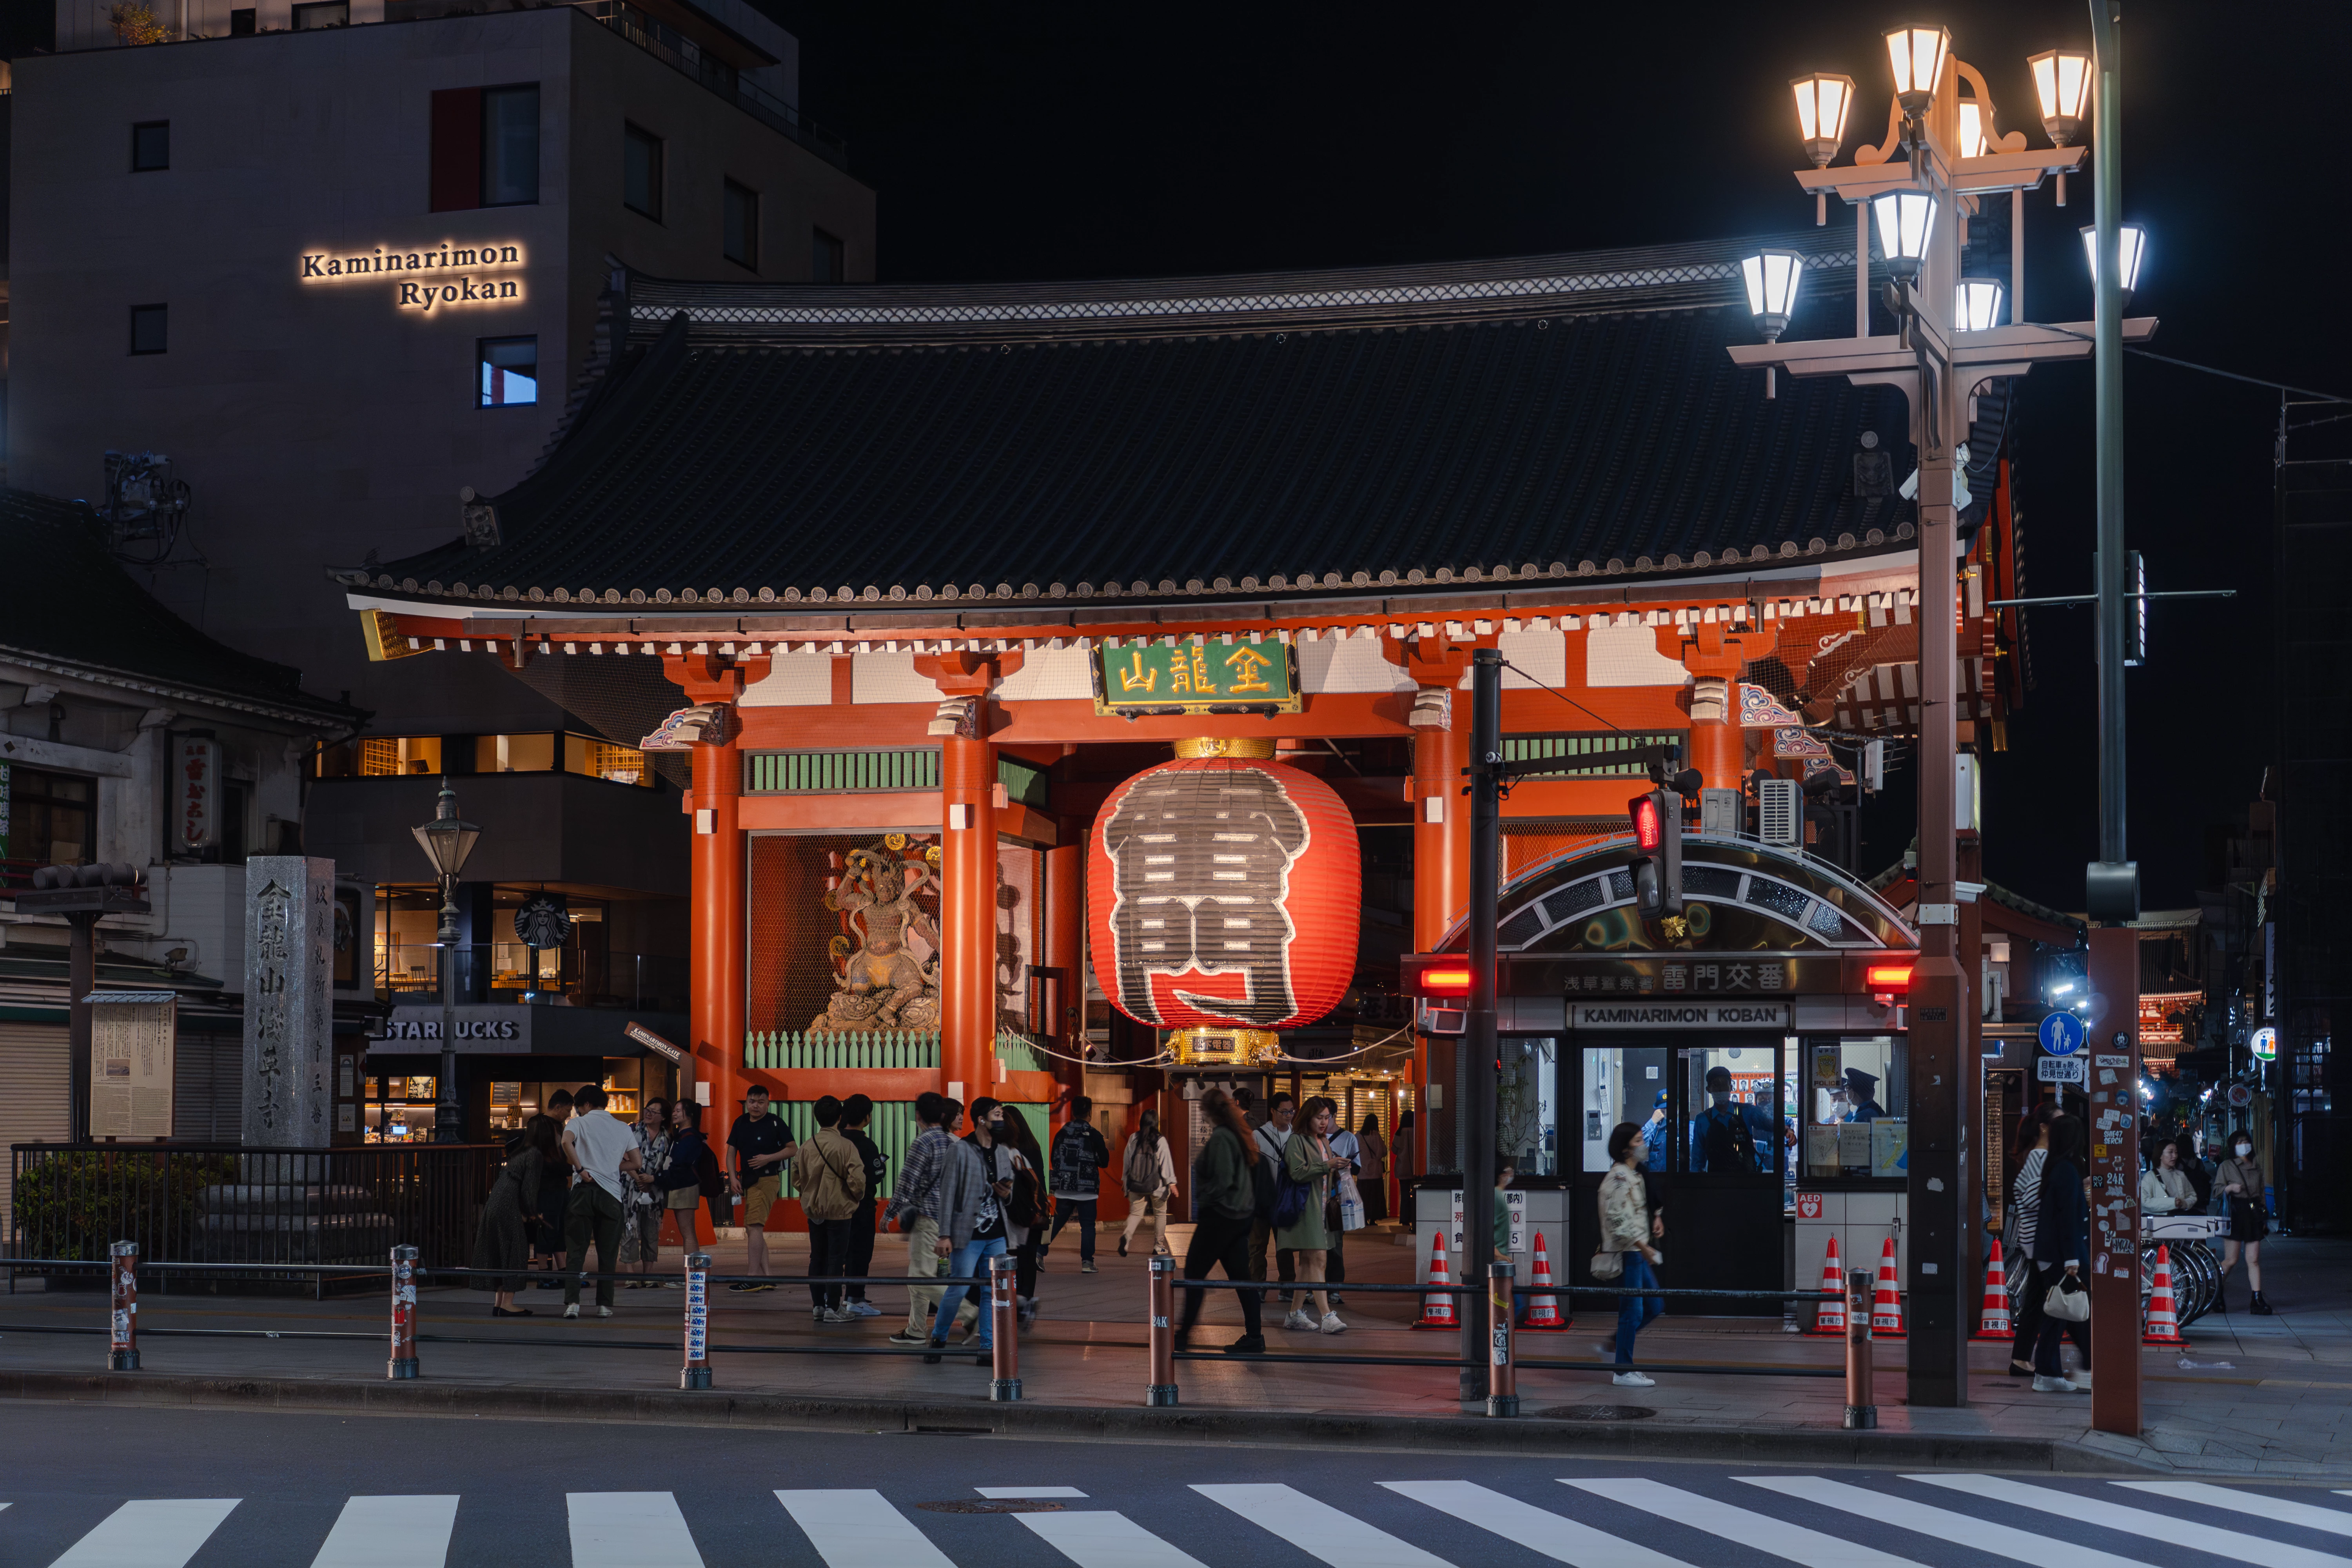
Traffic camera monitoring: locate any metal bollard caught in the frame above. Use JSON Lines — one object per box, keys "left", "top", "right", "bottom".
{"left": 108, "top": 1240, "right": 139, "bottom": 1372}
{"left": 1486, "top": 1261, "right": 1518, "bottom": 1417}
{"left": 1145, "top": 1253, "right": 1178, "bottom": 1407}
{"left": 682, "top": 1252, "right": 712, "bottom": 1390}
{"left": 989, "top": 1253, "right": 1022, "bottom": 1401}
{"left": 1842, "top": 1266, "right": 1875, "bottom": 1429}
{"left": 387, "top": 1245, "right": 419, "bottom": 1380}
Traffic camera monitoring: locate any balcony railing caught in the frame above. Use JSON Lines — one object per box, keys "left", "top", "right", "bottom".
{"left": 572, "top": 1, "right": 848, "bottom": 170}
{"left": 378, "top": 943, "right": 688, "bottom": 1013}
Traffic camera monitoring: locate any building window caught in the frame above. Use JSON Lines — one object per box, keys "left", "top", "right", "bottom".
{"left": 478, "top": 336, "right": 537, "bottom": 407}
{"left": 291, "top": 0, "right": 347, "bottom": 26}
{"left": 623, "top": 123, "right": 663, "bottom": 221}
{"left": 430, "top": 84, "right": 539, "bottom": 213}
{"left": 2, "top": 766, "right": 98, "bottom": 872}
{"left": 565, "top": 735, "right": 652, "bottom": 787}
{"left": 481, "top": 85, "right": 539, "bottom": 207}
{"left": 129, "top": 304, "right": 168, "bottom": 356}
{"left": 722, "top": 180, "right": 758, "bottom": 270}
{"left": 131, "top": 122, "right": 170, "bottom": 172}
{"left": 811, "top": 227, "right": 845, "bottom": 283}
{"left": 229, "top": 7, "right": 254, "bottom": 31}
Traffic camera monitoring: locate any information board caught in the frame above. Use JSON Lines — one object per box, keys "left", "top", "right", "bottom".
{"left": 87, "top": 992, "right": 176, "bottom": 1139}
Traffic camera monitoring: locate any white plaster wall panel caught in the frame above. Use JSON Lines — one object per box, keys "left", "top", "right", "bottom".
{"left": 740, "top": 651, "right": 832, "bottom": 707}
{"left": 850, "top": 649, "right": 937, "bottom": 704}
{"left": 1299, "top": 634, "right": 1414, "bottom": 694}
{"left": 1495, "top": 628, "right": 1567, "bottom": 691}
{"left": 1585, "top": 623, "right": 1693, "bottom": 688}
{"left": 993, "top": 644, "right": 1094, "bottom": 702}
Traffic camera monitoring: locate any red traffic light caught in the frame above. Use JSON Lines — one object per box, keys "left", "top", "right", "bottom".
{"left": 1400, "top": 954, "right": 1475, "bottom": 997}
{"left": 1629, "top": 793, "right": 1663, "bottom": 851}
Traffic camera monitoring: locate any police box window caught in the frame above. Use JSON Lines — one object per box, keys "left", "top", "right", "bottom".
{"left": 722, "top": 179, "right": 758, "bottom": 270}
{"left": 1801, "top": 1036, "right": 1908, "bottom": 1180}
{"left": 130, "top": 304, "right": 168, "bottom": 356}
{"left": 623, "top": 123, "right": 663, "bottom": 221}
{"left": 131, "top": 122, "right": 169, "bottom": 172}
{"left": 477, "top": 336, "right": 537, "bottom": 407}
{"left": 811, "top": 226, "right": 844, "bottom": 283}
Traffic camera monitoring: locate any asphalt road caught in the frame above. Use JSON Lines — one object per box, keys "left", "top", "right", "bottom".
{"left": 5, "top": 1405, "right": 2352, "bottom": 1568}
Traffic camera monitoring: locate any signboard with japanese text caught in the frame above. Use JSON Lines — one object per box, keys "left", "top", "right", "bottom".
{"left": 87, "top": 991, "right": 175, "bottom": 1139}
{"left": 176, "top": 736, "right": 220, "bottom": 851}
{"left": 1570, "top": 1001, "right": 1791, "bottom": 1030}
{"left": 1093, "top": 639, "right": 1301, "bottom": 715}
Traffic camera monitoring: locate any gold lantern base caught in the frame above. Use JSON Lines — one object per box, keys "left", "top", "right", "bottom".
{"left": 1166, "top": 1026, "right": 1283, "bottom": 1066}
{"left": 1172, "top": 737, "right": 1277, "bottom": 760}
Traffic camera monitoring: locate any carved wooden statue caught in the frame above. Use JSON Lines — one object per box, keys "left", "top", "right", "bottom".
{"left": 812, "top": 843, "right": 941, "bottom": 1033}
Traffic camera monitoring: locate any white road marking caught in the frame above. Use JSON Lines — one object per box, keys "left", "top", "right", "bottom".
{"left": 1911, "top": 1474, "right": 2352, "bottom": 1568}
{"left": 1195, "top": 1483, "right": 1454, "bottom": 1568}
{"left": 1739, "top": 1475, "right": 2158, "bottom": 1568}
{"left": 312, "top": 1495, "right": 459, "bottom": 1567}
{"left": 1382, "top": 1480, "right": 1693, "bottom": 1568}
{"left": 1560, "top": 1477, "right": 1926, "bottom": 1568}
{"left": 51, "top": 1499, "right": 240, "bottom": 1568}
{"left": 566, "top": 1492, "right": 704, "bottom": 1567}
{"left": 775, "top": 1489, "right": 958, "bottom": 1568}
{"left": 979, "top": 1488, "right": 1089, "bottom": 1499}
{"left": 1020, "top": 1509, "right": 1213, "bottom": 1568}
{"left": 2118, "top": 1481, "right": 2352, "bottom": 1539}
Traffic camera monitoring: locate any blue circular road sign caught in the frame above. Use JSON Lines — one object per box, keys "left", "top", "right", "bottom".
{"left": 2039, "top": 1011, "right": 2086, "bottom": 1056}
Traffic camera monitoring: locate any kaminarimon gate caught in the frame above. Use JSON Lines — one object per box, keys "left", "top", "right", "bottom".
{"left": 343, "top": 230, "right": 2028, "bottom": 1301}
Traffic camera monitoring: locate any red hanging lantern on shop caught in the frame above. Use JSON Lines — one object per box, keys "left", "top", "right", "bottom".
{"left": 1087, "top": 739, "right": 1361, "bottom": 1034}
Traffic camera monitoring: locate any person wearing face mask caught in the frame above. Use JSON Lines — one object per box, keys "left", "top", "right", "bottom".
{"left": 2213, "top": 1130, "right": 2272, "bottom": 1314}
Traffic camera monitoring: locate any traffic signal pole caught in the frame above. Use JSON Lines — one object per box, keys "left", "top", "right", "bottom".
{"left": 1460, "top": 648, "right": 1503, "bottom": 1403}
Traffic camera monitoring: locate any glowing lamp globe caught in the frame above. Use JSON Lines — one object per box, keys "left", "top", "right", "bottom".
{"left": 1087, "top": 739, "right": 1360, "bottom": 1033}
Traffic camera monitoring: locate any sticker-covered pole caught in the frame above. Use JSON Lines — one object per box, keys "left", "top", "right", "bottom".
{"left": 387, "top": 1245, "right": 419, "bottom": 1380}
{"left": 108, "top": 1240, "right": 140, "bottom": 1371}
{"left": 682, "top": 1251, "right": 712, "bottom": 1389}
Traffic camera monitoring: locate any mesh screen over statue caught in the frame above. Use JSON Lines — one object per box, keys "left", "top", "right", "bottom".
{"left": 1100, "top": 768, "right": 1310, "bottom": 1026}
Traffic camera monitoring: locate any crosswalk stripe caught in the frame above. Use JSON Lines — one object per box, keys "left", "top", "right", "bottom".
{"left": 1381, "top": 1480, "right": 1693, "bottom": 1568}
{"left": 1910, "top": 1475, "right": 2352, "bottom": 1568}
{"left": 1194, "top": 1483, "right": 1452, "bottom": 1568}
{"left": 1019, "top": 1508, "right": 1212, "bottom": 1568}
{"left": 567, "top": 1492, "right": 704, "bottom": 1567}
{"left": 2118, "top": 1481, "right": 2352, "bottom": 1539}
{"left": 1737, "top": 1475, "right": 2158, "bottom": 1568}
{"left": 312, "top": 1496, "right": 459, "bottom": 1567}
{"left": 775, "top": 1489, "right": 957, "bottom": 1568}
{"left": 981, "top": 1489, "right": 1089, "bottom": 1499}
{"left": 1560, "top": 1478, "right": 1925, "bottom": 1568}
{"left": 51, "top": 1499, "right": 240, "bottom": 1568}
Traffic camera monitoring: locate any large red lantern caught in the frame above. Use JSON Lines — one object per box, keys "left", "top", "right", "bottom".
{"left": 1087, "top": 739, "right": 1360, "bottom": 1033}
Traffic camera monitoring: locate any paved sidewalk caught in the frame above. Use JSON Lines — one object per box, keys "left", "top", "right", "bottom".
{"left": 5, "top": 1225, "right": 2347, "bottom": 1479}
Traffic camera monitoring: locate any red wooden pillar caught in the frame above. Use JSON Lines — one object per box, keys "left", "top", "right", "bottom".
{"left": 918, "top": 650, "right": 1019, "bottom": 1104}
{"left": 1044, "top": 840, "right": 1084, "bottom": 1095}
{"left": 1658, "top": 621, "right": 1778, "bottom": 793}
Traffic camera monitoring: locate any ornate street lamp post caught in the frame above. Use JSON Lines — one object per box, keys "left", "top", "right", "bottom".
{"left": 411, "top": 779, "right": 481, "bottom": 1143}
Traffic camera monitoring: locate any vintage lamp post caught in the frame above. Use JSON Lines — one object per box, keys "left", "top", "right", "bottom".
{"left": 1726, "top": 12, "right": 2156, "bottom": 1433}
{"left": 1740, "top": 249, "right": 1804, "bottom": 396}
{"left": 412, "top": 778, "right": 482, "bottom": 1143}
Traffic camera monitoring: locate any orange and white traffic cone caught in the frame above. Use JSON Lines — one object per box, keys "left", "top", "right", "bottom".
{"left": 2143, "top": 1244, "right": 2186, "bottom": 1346}
{"left": 1415, "top": 1232, "right": 1457, "bottom": 1330}
{"left": 1808, "top": 1235, "right": 1846, "bottom": 1336}
{"left": 1973, "top": 1238, "right": 2012, "bottom": 1339}
{"left": 1521, "top": 1232, "right": 1567, "bottom": 1330}
{"left": 1870, "top": 1235, "right": 1906, "bottom": 1338}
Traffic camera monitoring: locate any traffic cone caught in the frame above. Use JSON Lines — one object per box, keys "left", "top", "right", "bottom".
{"left": 1973, "top": 1238, "right": 2012, "bottom": 1340}
{"left": 1807, "top": 1235, "right": 1846, "bottom": 1336}
{"left": 1415, "top": 1232, "right": 1457, "bottom": 1330}
{"left": 1870, "top": 1235, "right": 1906, "bottom": 1338}
{"left": 1521, "top": 1232, "right": 1567, "bottom": 1330}
{"left": 2143, "top": 1244, "right": 2186, "bottom": 1346}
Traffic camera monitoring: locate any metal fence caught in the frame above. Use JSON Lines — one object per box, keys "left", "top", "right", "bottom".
{"left": 7, "top": 1143, "right": 502, "bottom": 1290}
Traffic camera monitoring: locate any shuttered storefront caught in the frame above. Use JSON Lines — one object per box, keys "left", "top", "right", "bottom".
{"left": 173, "top": 1031, "right": 243, "bottom": 1142}
{"left": 0, "top": 1023, "right": 70, "bottom": 1244}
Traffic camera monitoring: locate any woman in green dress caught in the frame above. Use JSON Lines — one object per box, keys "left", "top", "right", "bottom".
{"left": 1279, "top": 1096, "right": 1347, "bottom": 1334}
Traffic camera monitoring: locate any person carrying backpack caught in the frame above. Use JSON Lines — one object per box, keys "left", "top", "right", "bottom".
{"left": 1175, "top": 1087, "right": 1265, "bottom": 1354}
{"left": 1045, "top": 1095, "right": 1111, "bottom": 1273}
{"left": 1247, "top": 1093, "right": 1298, "bottom": 1305}
{"left": 1118, "top": 1108, "right": 1178, "bottom": 1258}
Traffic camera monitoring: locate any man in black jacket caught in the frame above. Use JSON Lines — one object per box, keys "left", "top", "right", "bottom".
{"left": 1044, "top": 1095, "right": 1110, "bottom": 1272}
{"left": 839, "top": 1094, "right": 888, "bottom": 1317}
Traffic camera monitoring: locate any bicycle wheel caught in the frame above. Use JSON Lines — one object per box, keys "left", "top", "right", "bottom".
{"left": 2183, "top": 1240, "right": 2221, "bottom": 1324}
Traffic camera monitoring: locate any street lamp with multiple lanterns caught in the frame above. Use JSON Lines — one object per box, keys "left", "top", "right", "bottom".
{"left": 411, "top": 778, "right": 482, "bottom": 1143}
{"left": 1727, "top": 14, "right": 2151, "bottom": 1438}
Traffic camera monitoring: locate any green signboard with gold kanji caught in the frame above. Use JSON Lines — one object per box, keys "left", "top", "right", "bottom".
{"left": 1092, "top": 639, "right": 1302, "bottom": 715}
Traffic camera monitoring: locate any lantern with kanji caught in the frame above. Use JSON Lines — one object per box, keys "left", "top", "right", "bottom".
{"left": 1087, "top": 738, "right": 1360, "bottom": 1039}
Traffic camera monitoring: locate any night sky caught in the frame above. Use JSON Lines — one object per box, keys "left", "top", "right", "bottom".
{"left": 764, "top": 1, "right": 2351, "bottom": 915}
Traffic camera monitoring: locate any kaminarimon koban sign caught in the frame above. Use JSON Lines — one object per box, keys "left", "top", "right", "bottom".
{"left": 298, "top": 241, "right": 527, "bottom": 313}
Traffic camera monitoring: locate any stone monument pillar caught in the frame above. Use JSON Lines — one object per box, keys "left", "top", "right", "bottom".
{"left": 242, "top": 856, "right": 337, "bottom": 1149}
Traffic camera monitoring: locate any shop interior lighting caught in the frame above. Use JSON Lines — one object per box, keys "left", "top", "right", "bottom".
{"left": 2080, "top": 222, "right": 2148, "bottom": 294}
{"left": 1871, "top": 189, "right": 1936, "bottom": 281}
{"left": 1884, "top": 24, "right": 1952, "bottom": 117}
{"left": 1955, "top": 277, "right": 2005, "bottom": 331}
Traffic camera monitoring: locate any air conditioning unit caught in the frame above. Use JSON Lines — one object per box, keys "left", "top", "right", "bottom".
{"left": 1699, "top": 788, "right": 1742, "bottom": 835}
{"left": 1757, "top": 777, "right": 1802, "bottom": 846}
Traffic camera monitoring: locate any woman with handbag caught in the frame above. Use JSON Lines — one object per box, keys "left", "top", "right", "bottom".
{"left": 2004, "top": 1107, "right": 2054, "bottom": 1376}
{"left": 1595, "top": 1121, "right": 1664, "bottom": 1388}
{"left": 662, "top": 1100, "right": 722, "bottom": 1276}
{"left": 2028, "top": 1113, "right": 2093, "bottom": 1393}
{"left": 1277, "top": 1096, "right": 1348, "bottom": 1334}
{"left": 2214, "top": 1133, "right": 2272, "bottom": 1314}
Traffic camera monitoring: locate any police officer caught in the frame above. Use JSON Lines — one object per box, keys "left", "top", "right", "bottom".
{"left": 1842, "top": 1067, "right": 1886, "bottom": 1123}
{"left": 1691, "top": 1067, "right": 1758, "bottom": 1173}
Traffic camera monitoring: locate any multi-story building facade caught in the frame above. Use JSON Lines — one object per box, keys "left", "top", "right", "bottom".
{"left": 7, "top": 0, "right": 876, "bottom": 1136}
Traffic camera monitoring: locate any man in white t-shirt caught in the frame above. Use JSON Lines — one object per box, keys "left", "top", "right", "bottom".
{"left": 561, "top": 1083, "right": 642, "bottom": 1319}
